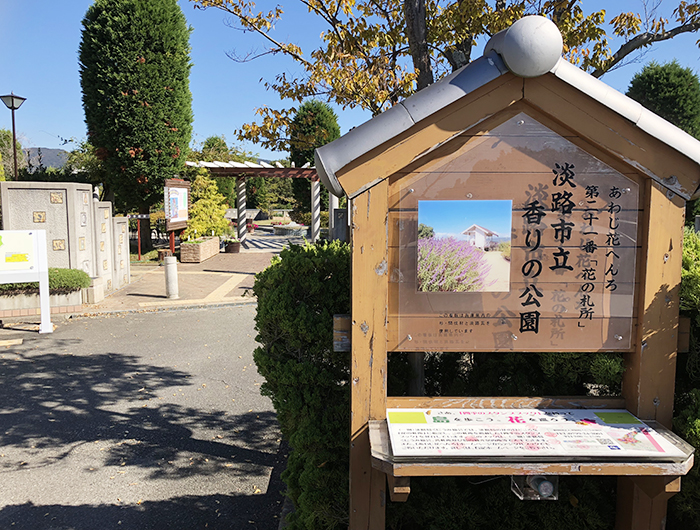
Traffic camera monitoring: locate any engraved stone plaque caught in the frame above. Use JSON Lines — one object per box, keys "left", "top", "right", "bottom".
{"left": 33, "top": 212, "right": 46, "bottom": 223}
{"left": 79, "top": 237, "right": 86, "bottom": 251}
{"left": 50, "top": 192, "right": 64, "bottom": 204}
{"left": 52, "top": 239, "right": 66, "bottom": 251}
{"left": 101, "top": 223, "right": 106, "bottom": 233}
{"left": 103, "top": 260, "right": 108, "bottom": 270}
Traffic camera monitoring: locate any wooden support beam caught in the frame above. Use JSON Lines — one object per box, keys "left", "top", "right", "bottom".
{"left": 615, "top": 477, "right": 681, "bottom": 530}
{"left": 387, "top": 475, "right": 411, "bottom": 502}
{"left": 350, "top": 181, "right": 389, "bottom": 530}
{"left": 617, "top": 180, "right": 685, "bottom": 530}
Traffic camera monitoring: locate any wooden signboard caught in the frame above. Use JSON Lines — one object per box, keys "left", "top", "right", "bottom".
{"left": 164, "top": 178, "right": 190, "bottom": 232}
{"left": 325, "top": 71, "right": 695, "bottom": 530}
{"left": 389, "top": 114, "right": 640, "bottom": 352}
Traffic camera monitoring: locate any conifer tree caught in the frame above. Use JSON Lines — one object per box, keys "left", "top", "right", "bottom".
{"left": 289, "top": 100, "right": 340, "bottom": 213}
{"left": 79, "top": 0, "right": 193, "bottom": 229}
{"left": 182, "top": 170, "right": 229, "bottom": 239}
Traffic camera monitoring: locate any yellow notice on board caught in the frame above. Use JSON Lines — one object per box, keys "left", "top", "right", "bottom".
{"left": 388, "top": 411, "right": 427, "bottom": 424}
{"left": 0, "top": 232, "right": 34, "bottom": 271}
{"left": 595, "top": 412, "right": 642, "bottom": 424}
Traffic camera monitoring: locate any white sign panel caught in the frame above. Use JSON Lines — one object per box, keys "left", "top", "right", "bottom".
{"left": 166, "top": 187, "right": 188, "bottom": 224}
{"left": 386, "top": 409, "right": 686, "bottom": 460}
{"left": 0, "top": 231, "right": 52, "bottom": 333}
{"left": 0, "top": 231, "right": 35, "bottom": 271}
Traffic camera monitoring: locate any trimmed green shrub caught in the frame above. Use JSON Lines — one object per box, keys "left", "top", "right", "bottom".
{"left": 668, "top": 228, "right": 700, "bottom": 527}
{"left": 253, "top": 241, "right": 351, "bottom": 529}
{"left": 0, "top": 268, "right": 91, "bottom": 296}
{"left": 289, "top": 210, "right": 329, "bottom": 228}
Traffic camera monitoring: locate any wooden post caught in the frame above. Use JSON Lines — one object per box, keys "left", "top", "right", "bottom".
{"left": 350, "top": 181, "right": 389, "bottom": 529}
{"left": 236, "top": 177, "right": 247, "bottom": 242}
{"left": 311, "top": 179, "right": 321, "bottom": 242}
{"left": 616, "top": 180, "right": 685, "bottom": 529}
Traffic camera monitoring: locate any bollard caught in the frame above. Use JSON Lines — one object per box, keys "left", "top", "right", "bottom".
{"left": 164, "top": 256, "right": 179, "bottom": 299}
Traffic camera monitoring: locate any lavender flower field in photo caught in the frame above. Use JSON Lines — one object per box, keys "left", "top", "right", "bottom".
{"left": 417, "top": 237, "right": 492, "bottom": 292}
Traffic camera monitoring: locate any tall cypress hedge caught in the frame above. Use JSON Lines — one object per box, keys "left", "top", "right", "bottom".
{"left": 79, "top": 0, "right": 193, "bottom": 215}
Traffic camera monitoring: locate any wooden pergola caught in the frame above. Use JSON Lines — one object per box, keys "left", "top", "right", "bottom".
{"left": 185, "top": 160, "right": 341, "bottom": 242}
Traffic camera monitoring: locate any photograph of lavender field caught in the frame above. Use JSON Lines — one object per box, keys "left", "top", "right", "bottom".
{"left": 417, "top": 200, "right": 512, "bottom": 292}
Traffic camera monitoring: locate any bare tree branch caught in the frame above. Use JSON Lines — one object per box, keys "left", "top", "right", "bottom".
{"left": 593, "top": 20, "right": 700, "bottom": 78}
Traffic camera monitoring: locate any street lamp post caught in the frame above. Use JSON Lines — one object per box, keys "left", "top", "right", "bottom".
{"left": 0, "top": 92, "right": 27, "bottom": 180}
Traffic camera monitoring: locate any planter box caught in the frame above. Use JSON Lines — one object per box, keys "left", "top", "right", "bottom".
{"left": 0, "top": 290, "right": 83, "bottom": 318}
{"left": 180, "top": 236, "right": 220, "bottom": 263}
{"left": 273, "top": 226, "right": 309, "bottom": 237}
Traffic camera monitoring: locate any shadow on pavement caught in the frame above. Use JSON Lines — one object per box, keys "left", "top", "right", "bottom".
{"left": 0, "top": 341, "right": 287, "bottom": 530}
{"left": 0, "top": 485, "right": 286, "bottom": 530}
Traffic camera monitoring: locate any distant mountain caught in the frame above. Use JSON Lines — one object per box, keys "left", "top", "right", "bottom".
{"left": 23, "top": 147, "right": 69, "bottom": 172}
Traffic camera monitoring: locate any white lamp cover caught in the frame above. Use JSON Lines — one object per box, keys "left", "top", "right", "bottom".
{"left": 0, "top": 93, "right": 26, "bottom": 110}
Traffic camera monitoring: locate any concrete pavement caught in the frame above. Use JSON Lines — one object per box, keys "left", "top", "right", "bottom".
{"left": 0, "top": 305, "right": 286, "bottom": 530}
{"left": 84, "top": 231, "right": 307, "bottom": 316}
{"left": 0, "top": 232, "right": 310, "bottom": 529}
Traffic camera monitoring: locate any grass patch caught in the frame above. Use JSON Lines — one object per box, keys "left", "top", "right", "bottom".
{"left": 130, "top": 249, "right": 161, "bottom": 263}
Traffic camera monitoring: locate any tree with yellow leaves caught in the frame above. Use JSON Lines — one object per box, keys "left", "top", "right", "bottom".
{"left": 191, "top": 0, "right": 700, "bottom": 150}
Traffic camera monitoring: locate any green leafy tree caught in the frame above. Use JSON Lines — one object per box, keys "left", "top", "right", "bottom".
{"left": 0, "top": 151, "right": 5, "bottom": 182}
{"left": 0, "top": 129, "right": 26, "bottom": 179}
{"left": 627, "top": 60, "right": 700, "bottom": 138}
{"left": 626, "top": 61, "right": 700, "bottom": 222}
{"left": 181, "top": 170, "right": 229, "bottom": 239}
{"left": 289, "top": 100, "right": 340, "bottom": 214}
{"left": 192, "top": 0, "right": 700, "bottom": 150}
{"left": 418, "top": 223, "right": 434, "bottom": 239}
{"left": 64, "top": 140, "right": 109, "bottom": 192}
{"left": 187, "top": 135, "right": 261, "bottom": 208}
{"left": 79, "top": 0, "right": 193, "bottom": 235}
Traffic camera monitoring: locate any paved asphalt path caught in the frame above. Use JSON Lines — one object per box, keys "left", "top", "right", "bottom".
{"left": 0, "top": 304, "right": 286, "bottom": 530}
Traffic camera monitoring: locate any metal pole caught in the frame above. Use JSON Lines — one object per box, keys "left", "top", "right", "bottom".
{"left": 137, "top": 219, "right": 142, "bottom": 261}
{"left": 11, "top": 106, "right": 18, "bottom": 180}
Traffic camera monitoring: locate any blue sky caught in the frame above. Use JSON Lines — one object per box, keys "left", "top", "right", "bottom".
{"left": 1, "top": 1, "right": 699, "bottom": 161}
{"left": 419, "top": 200, "right": 512, "bottom": 240}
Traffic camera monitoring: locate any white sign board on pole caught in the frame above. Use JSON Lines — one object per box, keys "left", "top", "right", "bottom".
{"left": 0, "top": 230, "right": 52, "bottom": 333}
